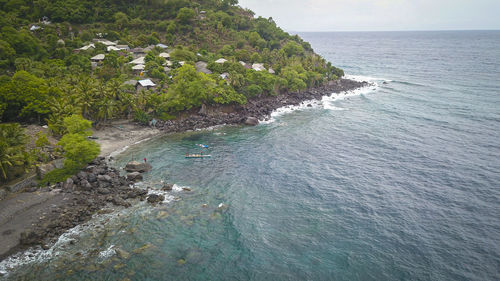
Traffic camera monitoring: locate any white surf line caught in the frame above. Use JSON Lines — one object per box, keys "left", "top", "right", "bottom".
{"left": 260, "top": 75, "right": 390, "bottom": 124}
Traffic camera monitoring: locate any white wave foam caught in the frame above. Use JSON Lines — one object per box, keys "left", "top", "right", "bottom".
{"left": 260, "top": 74, "right": 390, "bottom": 124}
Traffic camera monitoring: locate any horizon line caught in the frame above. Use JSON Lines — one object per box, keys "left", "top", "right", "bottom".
{"left": 287, "top": 29, "right": 500, "bottom": 33}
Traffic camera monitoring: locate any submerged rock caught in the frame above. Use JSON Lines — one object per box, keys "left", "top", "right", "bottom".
{"left": 147, "top": 194, "right": 164, "bottom": 204}
{"left": 124, "top": 161, "right": 152, "bottom": 173}
{"left": 244, "top": 116, "right": 259, "bottom": 126}
{"left": 127, "top": 172, "right": 143, "bottom": 182}
{"left": 115, "top": 248, "right": 130, "bottom": 260}
{"left": 161, "top": 183, "right": 174, "bottom": 191}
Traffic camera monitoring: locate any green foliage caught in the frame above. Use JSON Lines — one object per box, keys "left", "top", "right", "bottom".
{"left": 58, "top": 133, "right": 100, "bottom": 170}
{"left": 170, "top": 47, "right": 196, "bottom": 62}
{"left": 0, "top": 123, "right": 29, "bottom": 182}
{"left": 176, "top": 7, "right": 195, "bottom": 25}
{"left": 282, "top": 41, "right": 305, "bottom": 57}
{"left": 62, "top": 114, "right": 92, "bottom": 136}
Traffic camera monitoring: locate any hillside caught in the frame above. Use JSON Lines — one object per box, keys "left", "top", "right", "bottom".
{"left": 0, "top": 0, "right": 347, "bottom": 184}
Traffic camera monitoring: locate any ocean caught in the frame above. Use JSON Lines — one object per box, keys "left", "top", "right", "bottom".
{"left": 1, "top": 31, "right": 499, "bottom": 280}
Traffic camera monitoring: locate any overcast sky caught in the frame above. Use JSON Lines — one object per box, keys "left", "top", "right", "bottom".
{"left": 238, "top": 0, "right": 500, "bottom": 32}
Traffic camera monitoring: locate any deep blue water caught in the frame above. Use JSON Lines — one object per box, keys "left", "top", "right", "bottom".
{"left": 2, "top": 31, "right": 500, "bottom": 280}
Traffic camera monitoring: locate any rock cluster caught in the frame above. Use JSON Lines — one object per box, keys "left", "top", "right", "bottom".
{"left": 19, "top": 157, "right": 148, "bottom": 248}
{"left": 149, "top": 79, "right": 367, "bottom": 133}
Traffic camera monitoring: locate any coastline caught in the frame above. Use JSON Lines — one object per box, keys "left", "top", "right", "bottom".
{"left": 0, "top": 78, "right": 368, "bottom": 267}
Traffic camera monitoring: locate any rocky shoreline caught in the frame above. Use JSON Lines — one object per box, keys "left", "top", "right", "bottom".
{"left": 0, "top": 78, "right": 367, "bottom": 263}
{"left": 0, "top": 157, "right": 159, "bottom": 262}
{"left": 155, "top": 78, "right": 368, "bottom": 132}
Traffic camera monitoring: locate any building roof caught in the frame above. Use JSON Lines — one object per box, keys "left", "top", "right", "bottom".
{"left": 124, "top": 80, "right": 138, "bottom": 86}
{"left": 130, "top": 56, "right": 145, "bottom": 64}
{"left": 138, "top": 79, "right": 156, "bottom": 87}
{"left": 144, "top": 45, "right": 155, "bottom": 52}
{"left": 95, "top": 39, "right": 116, "bottom": 46}
{"left": 195, "top": 61, "right": 212, "bottom": 74}
{"left": 107, "top": 46, "right": 120, "bottom": 52}
{"left": 132, "top": 64, "right": 145, "bottom": 70}
{"left": 116, "top": 45, "right": 130, "bottom": 50}
{"left": 252, "top": 63, "right": 266, "bottom": 71}
{"left": 215, "top": 58, "right": 228, "bottom": 64}
{"left": 91, "top": 54, "right": 105, "bottom": 60}
{"left": 80, "top": 43, "right": 95, "bottom": 50}
{"left": 30, "top": 25, "right": 41, "bottom": 31}
{"left": 159, "top": 52, "right": 170, "bottom": 58}
{"left": 179, "top": 61, "right": 185, "bottom": 66}
{"left": 156, "top": 43, "right": 168, "bottom": 49}
{"left": 166, "top": 61, "right": 173, "bottom": 66}
{"left": 268, "top": 68, "right": 275, "bottom": 74}
{"left": 130, "top": 48, "right": 144, "bottom": 53}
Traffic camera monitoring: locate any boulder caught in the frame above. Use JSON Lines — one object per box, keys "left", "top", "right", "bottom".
{"left": 97, "top": 174, "right": 112, "bottom": 182}
{"left": 87, "top": 173, "right": 97, "bottom": 183}
{"left": 127, "top": 172, "right": 143, "bottom": 182}
{"left": 80, "top": 179, "right": 92, "bottom": 190}
{"left": 147, "top": 194, "right": 164, "bottom": 204}
{"left": 161, "top": 183, "right": 174, "bottom": 191}
{"left": 244, "top": 116, "right": 259, "bottom": 126}
{"left": 115, "top": 248, "right": 130, "bottom": 260}
{"left": 124, "top": 161, "right": 152, "bottom": 173}
{"left": 97, "top": 187, "right": 110, "bottom": 195}
{"left": 63, "top": 178, "right": 74, "bottom": 189}
{"left": 36, "top": 162, "right": 55, "bottom": 179}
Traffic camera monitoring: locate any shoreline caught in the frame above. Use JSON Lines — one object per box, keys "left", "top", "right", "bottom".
{"left": 0, "top": 78, "right": 368, "bottom": 266}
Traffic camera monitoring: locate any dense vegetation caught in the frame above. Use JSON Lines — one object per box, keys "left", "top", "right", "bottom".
{"left": 0, "top": 0, "right": 344, "bottom": 184}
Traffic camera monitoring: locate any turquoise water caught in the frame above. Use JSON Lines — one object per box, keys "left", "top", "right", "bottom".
{"left": 2, "top": 31, "right": 500, "bottom": 280}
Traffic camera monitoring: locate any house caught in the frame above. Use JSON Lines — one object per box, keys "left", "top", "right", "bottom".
{"left": 130, "top": 48, "right": 144, "bottom": 54}
{"left": 94, "top": 39, "right": 116, "bottom": 46}
{"left": 132, "top": 64, "right": 145, "bottom": 72}
{"left": 268, "top": 68, "right": 275, "bottom": 74}
{"left": 130, "top": 56, "right": 145, "bottom": 65}
{"left": 137, "top": 79, "right": 156, "bottom": 91}
{"left": 239, "top": 61, "right": 251, "bottom": 69}
{"left": 220, "top": 72, "right": 230, "bottom": 81}
{"left": 79, "top": 43, "right": 95, "bottom": 51}
{"left": 159, "top": 52, "right": 170, "bottom": 59}
{"left": 215, "top": 58, "right": 228, "bottom": 64}
{"left": 116, "top": 45, "right": 130, "bottom": 51}
{"left": 123, "top": 80, "right": 138, "bottom": 87}
{"left": 107, "top": 46, "right": 120, "bottom": 52}
{"left": 91, "top": 54, "right": 105, "bottom": 62}
{"left": 195, "top": 61, "right": 212, "bottom": 74}
{"left": 156, "top": 43, "right": 168, "bottom": 49}
{"left": 143, "top": 45, "right": 155, "bottom": 52}
{"left": 252, "top": 63, "right": 266, "bottom": 71}
{"left": 30, "top": 25, "right": 41, "bottom": 31}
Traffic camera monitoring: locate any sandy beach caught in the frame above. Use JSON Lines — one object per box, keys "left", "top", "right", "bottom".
{"left": 92, "top": 120, "right": 161, "bottom": 157}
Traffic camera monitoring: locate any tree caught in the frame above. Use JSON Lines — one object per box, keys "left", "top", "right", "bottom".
{"left": 114, "top": 12, "right": 129, "bottom": 30}
{"left": 62, "top": 114, "right": 93, "bottom": 136}
{"left": 176, "top": 7, "right": 195, "bottom": 25}
{"left": 58, "top": 133, "right": 99, "bottom": 171}
{"left": 0, "top": 123, "right": 29, "bottom": 182}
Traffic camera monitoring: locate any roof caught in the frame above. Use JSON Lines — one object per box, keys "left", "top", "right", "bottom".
{"left": 107, "top": 46, "right": 120, "bottom": 52}
{"left": 166, "top": 61, "right": 173, "bottom": 66}
{"left": 132, "top": 64, "right": 145, "bottom": 70}
{"left": 215, "top": 58, "right": 228, "bottom": 64}
{"left": 138, "top": 79, "right": 156, "bottom": 87}
{"left": 95, "top": 39, "right": 116, "bottom": 46}
{"left": 144, "top": 45, "right": 155, "bottom": 52}
{"left": 268, "top": 68, "right": 275, "bottom": 74}
{"left": 220, "top": 73, "right": 230, "bottom": 79}
{"left": 91, "top": 54, "right": 105, "bottom": 60}
{"left": 124, "top": 80, "right": 138, "bottom": 86}
{"left": 30, "top": 25, "right": 41, "bottom": 31}
{"left": 79, "top": 43, "right": 95, "bottom": 50}
{"left": 159, "top": 52, "right": 170, "bottom": 58}
{"left": 156, "top": 43, "right": 168, "bottom": 49}
{"left": 179, "top": 61, "right": 185, "bottom": 66}
{"left": 195, "top": 61, "right": 212, "bottom": 74}
{"left": 116, "top": 45, "right": 130, "bottom": 50}
{"left": 130, "top": 57, "right": 145, "bottom": 64}
{"left": 130, "top": 48, "right": 144, "bottom": 53}
{"left": 252, "top": 63, "right": 266, "bottom": 71}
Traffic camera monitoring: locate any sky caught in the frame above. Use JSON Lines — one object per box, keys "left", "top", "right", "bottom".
{"left": 238, "top": 0, "right": 500, "bottom": 32}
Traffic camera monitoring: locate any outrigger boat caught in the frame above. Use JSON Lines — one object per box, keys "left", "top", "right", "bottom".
{"left": 185, "top": 154, "right": 212, "bottom": 158}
